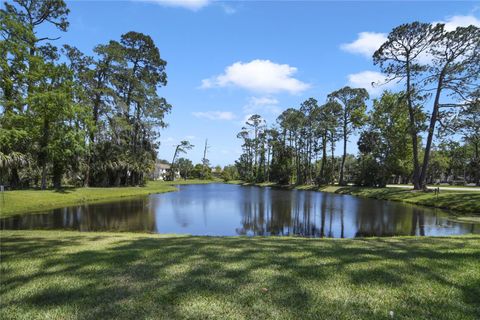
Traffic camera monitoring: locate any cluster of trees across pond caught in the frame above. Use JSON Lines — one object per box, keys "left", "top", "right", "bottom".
{"left": 235, "top": 22, "right": 479, "bottom": 188}
{"left": 1, "top": 0, "right": 171, "bottom": 189}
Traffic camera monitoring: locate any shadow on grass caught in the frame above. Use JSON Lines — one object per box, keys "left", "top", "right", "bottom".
{"left": 1, "top": 234, "right": 480, "bottom": 319}
{"left": 53, "top": 187, "right": 79, "bottom": 194}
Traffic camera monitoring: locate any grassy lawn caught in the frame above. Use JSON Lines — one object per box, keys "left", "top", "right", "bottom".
{"left": 228, "top": 181, "right": 480, "bottom": 215}
{"left": 0, "top": 230, "right": 479, "bottom": 320}
{"left": 330, "top": 186, "right": 480, "bottom": 215}
{"left": 389, "top": 184, "right": 480, "bottom": 189}
{"left": 0, "top": 179, "right": 215, "bottom": 218}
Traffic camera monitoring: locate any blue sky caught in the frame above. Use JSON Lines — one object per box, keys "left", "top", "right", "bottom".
{"left": 52, "top": 1, "right": 480, "bottom": 166}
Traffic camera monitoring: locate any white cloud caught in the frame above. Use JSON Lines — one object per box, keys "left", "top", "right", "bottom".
{"left": 243, "top": 96, "right": 281, "bottom": 115}
{"left": 347, "top": 71, "right": 397, "bottom": 97}
{"left": 192, "top": 111, "right": 236, "bottom": 120}
{"left": 201, "top": 59, "right": 310, "bottom": 94}
{"left": 220, "top": 3, "right": 236, "bottom": 14}
{"left": 434, "top": 15, "right": 480, "bottom": 31}
{"left": 142, "top": 0, "right": 210, "bottom": 11}
{"left": 250, "top": 96, "right": 279, "bottom": 106}
{"left": 340, "top": 32, "right": 387, "bottom": 58}
{"left": 342, "top": 14, "right": 479, "bottom": 59}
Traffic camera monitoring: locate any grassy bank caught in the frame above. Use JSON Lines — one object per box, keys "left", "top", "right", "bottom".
{"left": 331, "top": 186, "right": 480, "bottom": 215}
{"left": 0, "top": 179, "right": 215, "bottom": 217}
{"left": 230, "top": 181, "right": 480, "bottom": 215}
{"left": 1, "top": 230, "right": 479, "bottom": 320}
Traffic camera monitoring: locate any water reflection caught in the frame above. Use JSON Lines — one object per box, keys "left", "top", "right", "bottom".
{"left": 1, "top": 199, "right": 156, "bottom": 232}
{"left": 1, "top": 184, "right": 478, "bottom": 238}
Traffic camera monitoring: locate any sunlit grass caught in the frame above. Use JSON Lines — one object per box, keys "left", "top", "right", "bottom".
{"left": 0, "top": 179, "right": 216, "bottom": 217}
{"left": 1, "top": 231, "right": 479, "bottom": 320}
{"left": 228, "top": 181, "right": 480, "bottom": 215}
{"left": 332, "top": 186, "right": 480, "bottom": 215}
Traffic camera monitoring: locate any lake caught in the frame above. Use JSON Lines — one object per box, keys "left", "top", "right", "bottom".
{"left": 1, "top": 183, "right": 478, "bottom": 238}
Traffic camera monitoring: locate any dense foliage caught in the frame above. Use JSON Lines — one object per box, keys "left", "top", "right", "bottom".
{"left": 1, "top": 0, "right": 170, "bottom": 188}
{"left": 235, "top": 85, "right": 479, "bottom": 187}
{"left": 234, "top": 21, "right": 479, "bottom": 187}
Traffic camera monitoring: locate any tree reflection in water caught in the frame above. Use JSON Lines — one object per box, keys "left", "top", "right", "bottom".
{"left": 1, "top": 184, "right": 478, "bottom": 237}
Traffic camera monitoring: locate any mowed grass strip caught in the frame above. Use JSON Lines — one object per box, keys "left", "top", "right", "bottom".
{"left": 1, "top": 230, "right": 479, "bottom": 320}
{"left": 331, "top": 186, "right": 480, "bottom": 215}
{"left": 0, "top": 180, "right": 215, "bottom": 217}
{"left": 228, "top": 181, "right": 480, "bottom": 215}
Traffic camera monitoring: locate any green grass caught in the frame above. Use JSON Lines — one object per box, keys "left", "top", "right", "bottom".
{"left": 1, "top": 230, "right": 479, "bottom": 320}
{"left": 0, "top": 179, "right": 216, "bottom": 217}
{"left": 228, "top": 181, "right": 480, "bottom": 215}
{"left": 331, "top": 186, "right": 480, "bottom": 215}
{"left": 391, "top": 184, "right": 480, "bottom": 189}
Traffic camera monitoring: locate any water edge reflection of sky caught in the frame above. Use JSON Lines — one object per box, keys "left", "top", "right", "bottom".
{"left": 1, "top": 184, "right": 478, "bottom": 238}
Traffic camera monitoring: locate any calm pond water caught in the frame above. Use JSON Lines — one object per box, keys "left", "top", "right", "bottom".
{"left": 1, "top": 183, "right": 478, "bottom": 238}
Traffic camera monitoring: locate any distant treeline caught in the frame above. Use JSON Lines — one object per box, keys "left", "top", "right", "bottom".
{"left": 235, "top": 22, "right": 479, "bottom": 188}
{"left": 1, "top": 0, "right": 170, "bottom": 188}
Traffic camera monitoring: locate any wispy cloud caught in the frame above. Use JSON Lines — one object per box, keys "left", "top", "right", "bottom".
{"left": 243, "top": 96, "right": 281, "bottom": 116}
{"left": 220, "top": 3, "right": 236, "bottom": 14}
{"left": 138, "top": 0, "right": 211, "bottom": 11}
{"left": 342, "top": 14, "right": 480, "bottom": 59}
{"left": 192, "top": 111, "right": 236, "bottom": 120}
{"left": 201, "top": 59, "right": 310, "bottom": 94}
{"left": 340, "top": 32, "right": 387, "bottom": 58}
{"left": 347, "top": 70, "right": 397, "bottom": 97}
{"left": 433, "top": 14, "right": 480, "bottom": 31}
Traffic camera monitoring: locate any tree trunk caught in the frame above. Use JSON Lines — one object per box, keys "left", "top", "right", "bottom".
{"left": 475, "top": 141, "right": 480, "bottom": 186}
{"left": 339, "top": 129, "right": 347, "bottom": 186}
{"left": 319, "top": 131, "right": 327, "bottom": 184}
{"left": 40, "top": 118, "right": 49, "bottom": 190}
{"left": 52, "top": 161, "right": 63, "bottom": 189}
{"left": 419, "top": 71, "right": 445, "bottom": 190}
{"left": 330, "top": 137, "right": 335, "bottom": 184}
{"left": 405, "top": 59, "right": 421, "bottom": 190}
{"left": 84, "top": 155, "right": 91, "bottom": 187}
{"left": 9, "top": 168, "right": 20, "bottom": 189}
{"left": 41, "top": 164, "right": 47, "bottom": 190}
{"left": 114, "top": 173, "right": 121, "bottom": 186}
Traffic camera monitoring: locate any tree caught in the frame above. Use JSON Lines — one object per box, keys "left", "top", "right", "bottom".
{"left": 455, "top": 93, "right": 480, "bottom": 185}
{"left": 201, "top": 139, "right": 210, "bottom": 179}
{"left": 191, "top": 163, "right": 211, "bottom": 179}
{"left": 313, "top": 101, "right": 342, "bottom": 185}
{"left": 177, "top": 158, "right": 193, "bottom": 180}
{"left": 27, "top": 58, "right": 87, "bottom": 189}
{"left": 236, "top": 114, "right": 267, "bottom": 182}
{"left": 71, "top": 31, "right": 171, "bottom": 187}
{"left": 277, "top": 108, "right": 304, "bottom": 184}
{"left": 0, "top": 7, "right": 33, "bottom": 186}
{"left": 221, "top": 165, "right": 238, "bottom": 182}
{"left": 298, "top": 98, "right": 319, "bottom": 184}
{"left": 1, "top": 0, "right": 71, "bottom": 188}
{"left": 372, "top": 91, "right": 414, "bottom": 183}
{"left": 328, "top": 86, "right": 368, "bottom": 185}
{"left": 245, "top": 114, "right": 266, "bottom": 181}
{"left": 168, "top": 141, "right": 193, "bottom": 181}
{"left": 373, "top": 22, "right": 436, "bottom": 189}
{"left": 418, "top": 25, "right": 480, "bottom": 189}
{"left": 1, "top": 2, "right": 175, "bottom": 189}
{"left": 106, "top": 31, "right": 170, "bottom": 185}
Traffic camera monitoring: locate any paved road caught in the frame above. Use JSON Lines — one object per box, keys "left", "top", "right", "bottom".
{"left": 386, "top": 185, "right": 480, "bottom": 192}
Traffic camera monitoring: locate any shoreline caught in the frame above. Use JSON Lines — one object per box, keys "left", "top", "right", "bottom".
{"left": 228, "top": 181, "right": 480, "bottom": 218}
{"left": 0, "top": 179, "right": 217, "bottom": 218}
